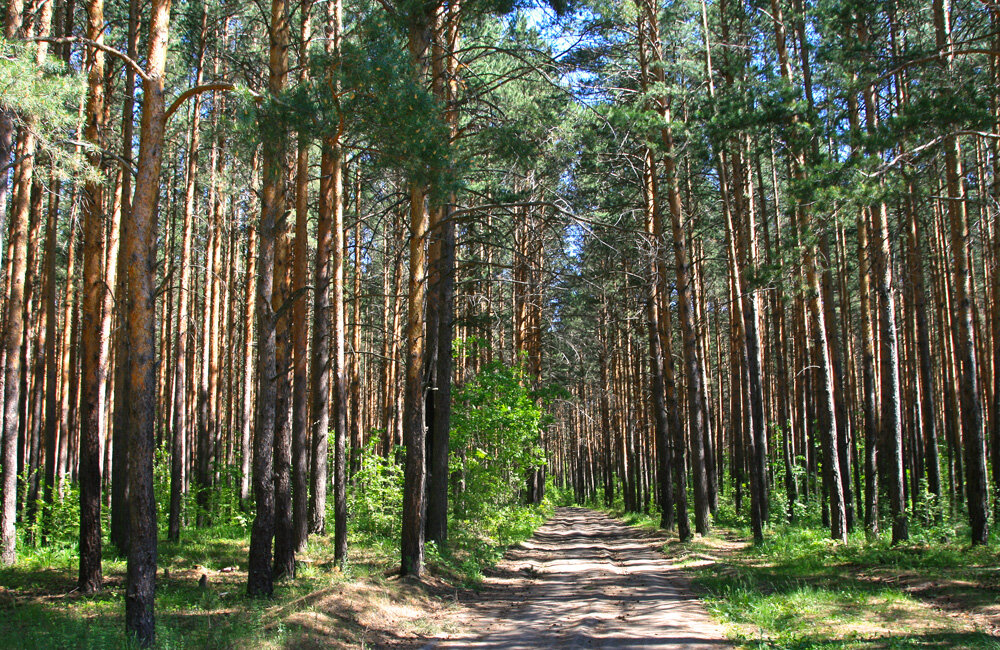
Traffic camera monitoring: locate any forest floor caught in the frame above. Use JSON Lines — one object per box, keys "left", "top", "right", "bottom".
{"left": 3, "top": 507, "right": 1000, "bottom": 648}
{"left": 422, "top": 506, "right": 728, "bottom": 649}
{"left": 0, "top": 525, "right": 467, "bottom": 649}
{"left": 666, "top": 517, "right": 1000, "bottom": 649}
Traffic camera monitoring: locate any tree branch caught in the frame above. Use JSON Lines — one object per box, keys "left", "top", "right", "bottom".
{"left": 164, "top": 82, "right": 263, "bottom": 123}
{"left": 165, "top": 82, "right": 231, "bottom": 122}
{"left": 875, "top": 49, "right": 1000, "bottom": 85}
{"left": 29, "top": 37, "right": 151, "bottom": 82}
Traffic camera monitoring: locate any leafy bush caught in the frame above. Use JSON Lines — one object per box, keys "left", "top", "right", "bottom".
{"left": 347, "top": 438, "right": 403, "bottom": 539}
{"left": 450, "top": 358, "right": 546, "bottom": 520}
{"left": 44, "top": 478, "right": 80, "bottom": 547}
{"left": 19, "top": 477, "right": 80, "bottom": 553}
{"left": 154, "top": 444, "right": 248, "bottom": 536}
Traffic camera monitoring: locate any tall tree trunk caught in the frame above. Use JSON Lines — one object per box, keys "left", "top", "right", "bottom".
{"left": 661, "top": 107, "right": 711, "bottom": 537}
{"left": 769, "top": 0, "right": 846, "bottom": 541}
{"left": 329, "top": 52, "right": 349, "bottom": 567}
{"left": 426, "top": 203, "right": 455, "bottom": 545}
{"left": 871, "top": 199, "right": 908, "bottom": 543}
{"left": 240, "top": 213, "right": 258, "bottom": 507}
{"left": 400, "top": 6, "right": 434, "bottom": 577}
{"left": 78, "top": 0, "right": 105, "bottom": 592}
{"left": 636, "top": 7, "right": 674, "bottom": 532}
{"left": 934, "top": 0, "right": 989, "bottom": 544}
{"left": 730, "top": 144, "right": 770, "bottom": 542}
{"left": 401, "top": 179, "right": 429, "bottom": 576}
{"left": 196, "top": 116, "right": 223, "bottom": 525}
{"left": 272, "top": 173, "right": 294, "bottom": 579}
{"left": 110, "top": 0, "right": 140, "bottom": 554}
{"left": 168, "top": 10, "right": 207, "bottom": 541}
{"left": 291, "top": 0, "right": 313, "bottom": 555}
{"left": 248, "top": 0, "right": 288, "bottom": 596}
{"left": 426, "top": 0, "right": 460, "bottom": 546}
{"left": 856, "top": 18, "right": 907, "bottom": 541}
{"left": 125, "top": 0, "right": 172, "bottom": 642}
{"left": 0, "top": 0, "right": 36, "bottom": 566}
{"left": 41, "top": 173, "right": 60, "bottom": 538}
{"left": 309, "top": 0, "right": 341, "bottom": 542}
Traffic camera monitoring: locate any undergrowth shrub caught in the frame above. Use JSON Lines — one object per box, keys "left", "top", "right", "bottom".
{"left": 347, "top": 438, "right": 403, "bottom": 539}
{"left": 450, "top": 356, "right": 546, "bottom": 520}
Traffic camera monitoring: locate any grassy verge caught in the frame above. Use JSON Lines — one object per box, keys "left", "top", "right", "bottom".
{"left": 683, "top": 525, "right": 1000, "bottom": 649}
{"left": 595, "top": 501, "right": 1000, "bottom": 648}
{"left": 0, "top": 504, "right": 550, "bottom": 649}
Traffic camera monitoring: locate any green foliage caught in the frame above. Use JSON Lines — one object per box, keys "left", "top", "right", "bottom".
{"left": 429, "top": 503, "right": 551, "bottom": 585}
{"left": 248, "top": 10, "right": 457, "bottom": 194}
{"left": 451, "top": 356, "right": 546, "bottom": 518}
{"left": 153, "top": 445, "right": 248, "bottom": 537}
{"left": 15, "top": 477, "right": 80, "bottom": 555}
{"left": 347, "top": 438, "right": 404, "bottom": 539}
{"left": 545, "top": 480, "right": 578, "bottom": 507}
{"left": 0, "top": 38, "right": 86, "bottom": 179}
{"left": 0, "top": 39, "right": 81, "bottom": 131}
{"left": 693, "top": 522, "right": 1000, "bottom": 649}
{"left": 203, "top": 463, "right": 249, "bottom": 530}
{"left": 41, "top": 478, "right": 80, "bottom": 548}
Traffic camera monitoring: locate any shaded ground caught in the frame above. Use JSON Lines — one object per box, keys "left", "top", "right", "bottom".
{"left": 423, "top": 507, "right": 729, "bottom": 649}
{"left": 0, "top": 532, "right": 460, "bottom": 649}
{"left": 682, "top": 526, "right": 1000, "bottom": 649}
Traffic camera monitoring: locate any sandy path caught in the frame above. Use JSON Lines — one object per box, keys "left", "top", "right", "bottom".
{"left": 427, "top": 507, "right": 730, "bottom": 649}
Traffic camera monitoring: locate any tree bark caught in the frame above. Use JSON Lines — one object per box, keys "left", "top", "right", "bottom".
{"left": 401, "top": 181, "right": 429, "bottom": 576}
{"left": 401, "top": 6, "right": 434, "bottom": 578}
{"left": 168, "top": 10, "right": 207, "bottom": 541}
{"left": 635, "top": 9, "right": 674, "bottom": 532}
{"left": 78, "top": 0, "right": 106, "bottom": 592}
{"left": 933, "top": 0, "right": 989, "bottom": 545}
{"left": 0, "top": 1, "right": 37, "bottom": 566}
{"left": 125, "top": 0, "right": 172, "bottom": 642}
{"left": 110, "top": 0, "right": 140, "bottom": 555}
{"left": 291, "top": 0, "right": 313, "bottom": 555}
{"left": 769, "top": 0, "right": 846, "bottom": 541}
{"left": 247, "top": 0, "right": 288, "bottom": 596}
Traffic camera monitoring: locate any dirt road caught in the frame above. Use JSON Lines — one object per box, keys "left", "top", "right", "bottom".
{"left": 427, "top": 507, "right": 730, "bottom": 649}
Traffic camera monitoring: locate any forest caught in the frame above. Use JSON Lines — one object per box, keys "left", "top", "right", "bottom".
{"left": 0, "top": 0, "right": 999, "bottom": 646}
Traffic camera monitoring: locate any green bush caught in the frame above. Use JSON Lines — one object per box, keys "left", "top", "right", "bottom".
{"left": 450, "top": 358, "right": 546, "bottom": 520}
{"left": 347, "top": 438, "right": 403, "bottom": 539}
{"left": 154, "top": 444, "right": 248, "bottom": 536}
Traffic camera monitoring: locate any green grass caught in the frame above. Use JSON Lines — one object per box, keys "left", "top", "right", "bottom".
{"left": 1, "top": 527, "right": 350, "bottom": 649}
{"left": 0, "top": 503, "right": 551, "bottom": 649}
{"left": 514, "top": 492, "right": 1000, "bottom": 648}
{"left": 589, "top": 487, "right": 1000, "bottom": 648}
{"left": 682, "top": 524, "right": 1000, "bottom": 649}
{"left": 426, "top": 503, "right": 552, "bottom": 586}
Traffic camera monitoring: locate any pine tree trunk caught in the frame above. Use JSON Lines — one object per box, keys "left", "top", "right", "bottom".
{"left": 291, "top": 0, "right": 313, "bottom": 554}
{"left": 932, "top": 0, "right": 989, "bottom": 544}
{"left": 329, "top": 33, "right": 348, "bottom": 563}
{"left": 662, "top": 119, "right": 711, "bottom": 537}
{"left": 769, "top": 0, "right": 846, "bottom": 541}
{"left": 401, "top": 180, "right": 429, "bottom": 576}
{"left": 168, "top": 13, "right": 206, "bottom": 540}
{"left": 109, "top": 0, "right": 139, "bottom": 555}
{"left": 401, "top": 7, "right": 434, "bottom": 578}
{"left": 272, "top": 182, "right": 294, "bottom": 579}
{"left": 426, "top": 204, "right": 455, "bottom": 545}
{"left": 248, "top": 0, "right": 288, "bottom": 597}
{"left": 871, "top": 199, "right": 908, "bottom": 543}
{"left": 0, "top": 6, "right": 37, "bottom": 567}
{"left": 78, "top": 0, "right": 105, "bottom": 591}
{"left": 240, "top": 214, "right": 258, "bottom": 507}
{"left": 125, "top": 0, "right": 172, "bottom": 642}
{"left": 41, "top": 173, "right": 59, "bottom": 538}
